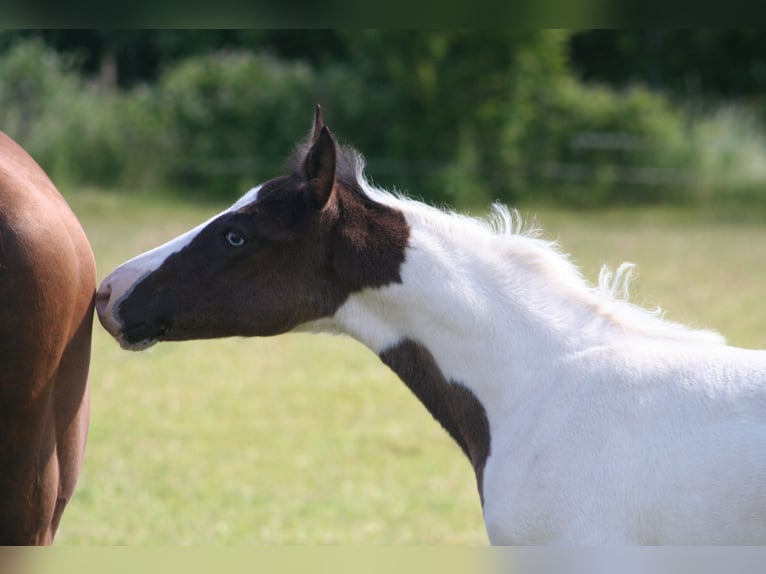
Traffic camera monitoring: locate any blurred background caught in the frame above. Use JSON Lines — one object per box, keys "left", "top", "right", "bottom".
{"left": 2, "top": 29, "right": 766, "bottom": 209}
{"left": 3, "top": 30, "right": 766, "bottom": 544}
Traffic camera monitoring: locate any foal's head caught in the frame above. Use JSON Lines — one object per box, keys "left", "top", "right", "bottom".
{"left": 97, "top": 107, "right": 409, "bottom": 350}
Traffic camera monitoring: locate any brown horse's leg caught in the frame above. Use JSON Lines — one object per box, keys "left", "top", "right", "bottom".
{"left": 0, "top": 309, "right": 58, "bottom": 544}
{"left": 47, "top": 301, "right": 93, "bottom": 541}
{"left": 0, "top": 308, "right": 92, "bottom": 545}
{"left": 0, "top": 397, "right": 59, "bottom": 545}
{"left": 0, "top": 276, "right": 92, "bottom": 545}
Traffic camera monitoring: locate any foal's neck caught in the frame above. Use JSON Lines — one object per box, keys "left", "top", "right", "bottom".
{"left": 332, "top": 207, "right": 586, "bottom": 388}
{"left": 334, "top": 209, "right": 589, "bottom": 411}
{"left": 327, "top": 208, "right": 589, "bottom": 499}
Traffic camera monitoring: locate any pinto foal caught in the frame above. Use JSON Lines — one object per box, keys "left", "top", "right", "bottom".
{"left": 97, "top": 108, "right": 766, "bottom": 544}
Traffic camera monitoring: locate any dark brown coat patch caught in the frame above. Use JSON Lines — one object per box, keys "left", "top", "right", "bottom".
{"left": 380, "top": 338, "right": 491, "bottom": 504}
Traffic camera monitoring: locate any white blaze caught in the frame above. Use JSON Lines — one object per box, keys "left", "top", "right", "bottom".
{"left": 97, "top": 185, "right": 263, "bottom": 335}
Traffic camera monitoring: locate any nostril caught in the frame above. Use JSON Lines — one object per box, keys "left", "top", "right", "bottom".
{"left": 95, "top": 283, "right": 112, "bottom": 313}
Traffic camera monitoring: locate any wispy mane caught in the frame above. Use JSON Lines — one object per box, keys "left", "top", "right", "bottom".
{"left": 593, "top": 263, "right": 725, "bottom": 344}
{"left": 294, "top": 136, "right": 724, "bottom": 346}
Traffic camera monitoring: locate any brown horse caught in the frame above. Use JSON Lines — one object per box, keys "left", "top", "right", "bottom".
{"left": 0, "top": 132, "right": 95, "bottom": 545}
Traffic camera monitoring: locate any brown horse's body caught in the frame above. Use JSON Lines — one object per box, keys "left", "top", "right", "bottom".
{"left": 0, "top": 132, "right": 95, "bottom": 544}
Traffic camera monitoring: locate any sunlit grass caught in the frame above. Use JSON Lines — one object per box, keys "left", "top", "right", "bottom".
{"left": 55, "top": 188, "right": 766, "bottom": 544}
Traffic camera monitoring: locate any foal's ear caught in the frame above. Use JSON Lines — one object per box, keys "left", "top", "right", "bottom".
{"left": 311, "top": 104, "right": 325, "bottom": 142}
{"left": 304, "top": 126, "right": 336, "bottom": 208}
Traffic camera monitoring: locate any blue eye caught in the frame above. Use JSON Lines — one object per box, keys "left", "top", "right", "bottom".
{"left": 225, "top": 230, "right": 246, "bottom": 247}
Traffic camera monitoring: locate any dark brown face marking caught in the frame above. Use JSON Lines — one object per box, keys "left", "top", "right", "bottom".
{"left": 379, "top": 339, "right": 491, "bottom": 504}
{"left": 110, "top": 124, "right": 410, "bottom": 346}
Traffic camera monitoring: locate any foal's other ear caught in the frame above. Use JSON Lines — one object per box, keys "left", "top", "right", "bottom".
{"left": 311, "top": 104, "right": 325, "bottom": 142}
{"left": 304, "top": 126, "right": 336, "bottom": 208}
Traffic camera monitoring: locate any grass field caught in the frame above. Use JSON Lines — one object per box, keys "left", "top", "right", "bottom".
{"left": 54, "top": 188, "right": 766, "bottom": 545}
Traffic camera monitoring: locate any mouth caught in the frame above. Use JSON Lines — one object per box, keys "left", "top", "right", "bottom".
{"left": 118, "top": 321, "right": 170, "bottom": 351}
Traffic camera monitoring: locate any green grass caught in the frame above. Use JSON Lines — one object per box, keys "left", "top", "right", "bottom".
{"left": 55, "top": 189, "right": 766, "bottom": 545}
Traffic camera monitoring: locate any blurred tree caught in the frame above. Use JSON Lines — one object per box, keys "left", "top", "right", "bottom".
{"left": 338, "top": 30, "right": 569, "bottom": 203}
{"left": 0, "top": 30, "right": 348, "bottom": 87}
{"left": 569, "top": 30, "right": 766, "bottom": 100}
{"left": 4, "top": 29, "right": 764, "bottom": 99}
{"left": 3, "top": 30, "right": 762, "bottom": 205}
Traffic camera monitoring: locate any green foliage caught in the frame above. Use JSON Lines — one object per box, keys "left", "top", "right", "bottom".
{"left": 156, "top": 50, "right": 317, "bottom": 198}
{"left": 2, "top": 33, "right": 766, "bottom": 208}
{"left": 338, "top": 30, "right": 570, "bottom": 206}
{"left": 0, "top": 39, "right": 125, "bottom": 186}
{"left": 502, "top": 76, "right": 694, "bottom": 205}
{"left": 570, "top": 30, "right": 766, "bottom": 101}
{"left": 0, "top": 38, "right": 75, "bottom": 145}
{"left": 685, "top": 105, "right": 766, "bottom": 201}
